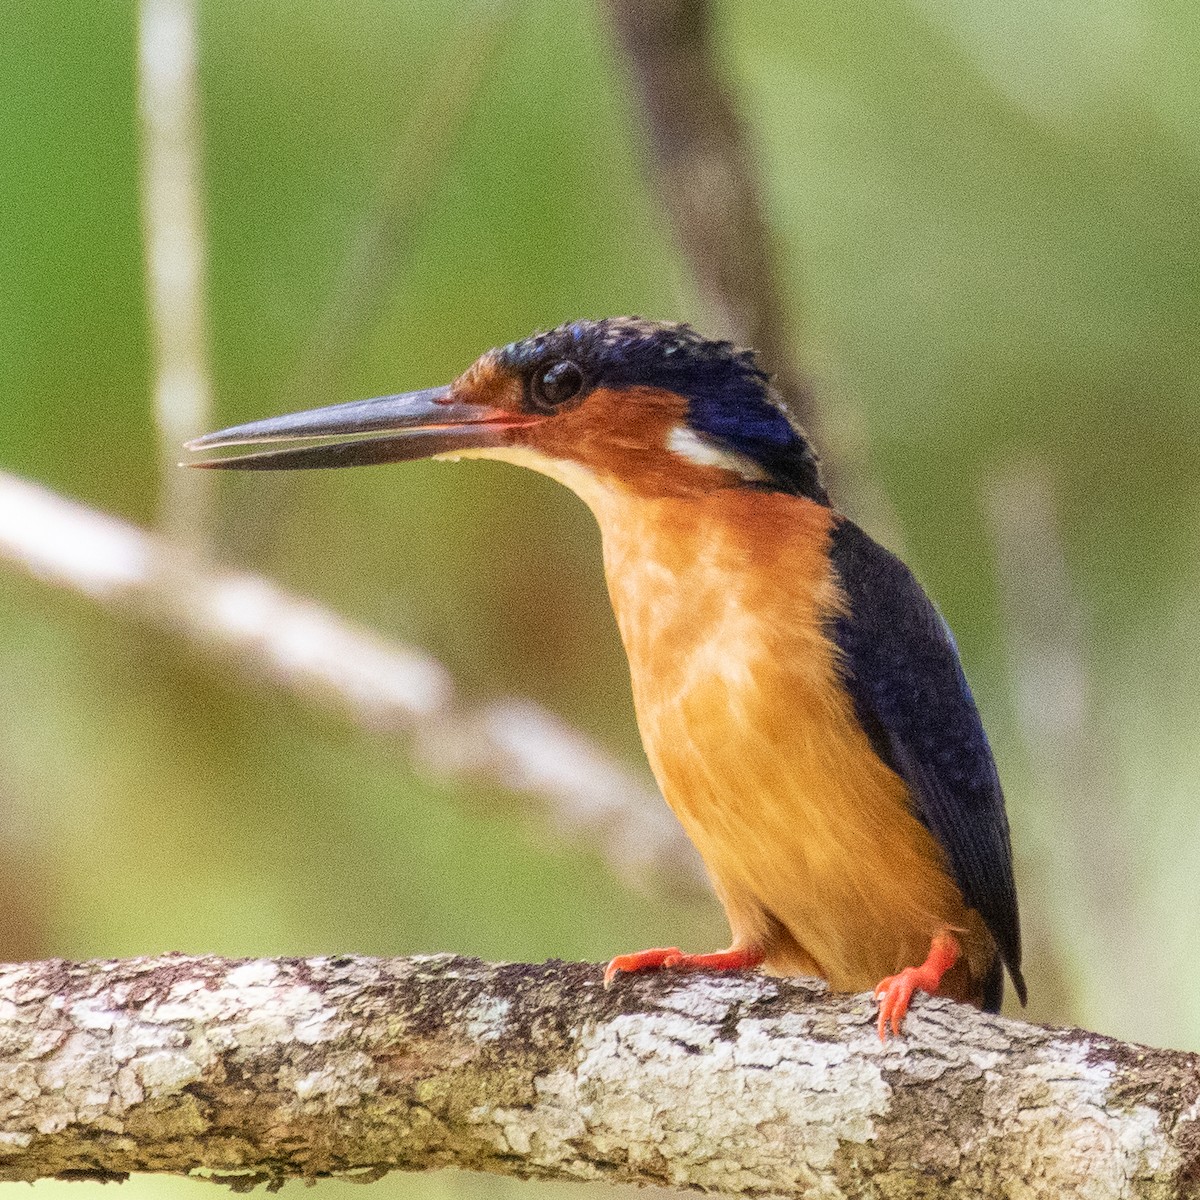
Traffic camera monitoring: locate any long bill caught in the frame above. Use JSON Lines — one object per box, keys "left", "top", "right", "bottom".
{"left": 183, "top": 387, "right": 535, "bottom": 470}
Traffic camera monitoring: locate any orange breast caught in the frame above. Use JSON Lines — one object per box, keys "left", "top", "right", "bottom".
{"left": 596, "top": 488, "right": 988, "bottom": 995}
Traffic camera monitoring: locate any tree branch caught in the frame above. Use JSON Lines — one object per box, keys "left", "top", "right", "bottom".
{"left": 138, "top": 0, "right": 215, "bottom": 546}
{"left": 0, "top": 954, "right": 1196, "bottom": 1195}
{"left": 600, "top": 0, "right": 814, "bottom": 434}
{"left": 0, "top": 470, "right": 703, "bottom": 895}
{"left": 601, "top": 0, "right": 908, "bottom": 538}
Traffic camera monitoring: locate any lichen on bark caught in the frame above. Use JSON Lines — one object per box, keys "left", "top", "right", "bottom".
{"left": 0, "top": 954, "right": 1196, "bottom": 1197}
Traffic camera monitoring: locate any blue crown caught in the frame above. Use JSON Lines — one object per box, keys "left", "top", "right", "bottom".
{"left": 497, "top": 318, "right": 826, "bottom": 502}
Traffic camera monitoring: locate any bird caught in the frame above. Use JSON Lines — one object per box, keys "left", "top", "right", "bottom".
{"left": 187, "top": 316, "right": 1025, "bottom": 1037}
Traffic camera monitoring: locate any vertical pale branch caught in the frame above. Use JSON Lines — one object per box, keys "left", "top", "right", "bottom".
{"left": 138, "top": 0, "right": 214, "bottom": 547}
{"left": 984, "top": 458, "right": 1173, "bottom": 1041}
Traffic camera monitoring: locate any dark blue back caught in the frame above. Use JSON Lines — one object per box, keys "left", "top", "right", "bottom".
{"left": 828, "top": 517, "right": 1025, "bottom": 1010}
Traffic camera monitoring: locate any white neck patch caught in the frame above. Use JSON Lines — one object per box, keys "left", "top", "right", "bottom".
{"left": 667, "top": 426, "right": 770, "bottom": 483}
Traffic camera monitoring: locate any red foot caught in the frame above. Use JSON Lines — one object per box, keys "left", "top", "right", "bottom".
{"left": 874, "top": 931, "right": 960, "bottom": 1040}
{"left": 604, "top": 946, "right": 764, "bottom": 988}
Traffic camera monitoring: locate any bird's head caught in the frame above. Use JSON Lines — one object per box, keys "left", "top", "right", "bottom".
{"left": 187, "top": 318, "right": 827, "bottom": 508}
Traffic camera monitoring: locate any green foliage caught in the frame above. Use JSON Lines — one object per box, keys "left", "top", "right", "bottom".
{"left": 3, "top": 1, "right": 1200, "bottom": 1194}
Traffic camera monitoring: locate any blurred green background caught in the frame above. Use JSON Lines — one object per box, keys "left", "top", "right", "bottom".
{"left": 3, "top": 0, "right": 1199, "bottom": 1196}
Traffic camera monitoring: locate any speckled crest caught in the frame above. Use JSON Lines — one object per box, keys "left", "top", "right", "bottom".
{"left": 495, "top": 318, "right": 826, "bottom": 501}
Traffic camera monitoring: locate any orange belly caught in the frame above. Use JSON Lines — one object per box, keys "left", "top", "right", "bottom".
{"left": 599, "top": 488, "right": 993, "bottom": 998}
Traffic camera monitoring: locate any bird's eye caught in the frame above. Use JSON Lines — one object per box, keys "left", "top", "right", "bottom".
{"left": 530, "top": 360, "right": 586, "bottom": 412}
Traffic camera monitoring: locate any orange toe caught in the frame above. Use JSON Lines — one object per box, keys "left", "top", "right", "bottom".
{"left": 874, "top": 930, "right": 961, "bottom": 1040}
{"left": 604, "top": 946, "right": 764, "bottom": 987}
{"left": 875, "top": 968, "right": 923, "bottom": 1039}
{"left": 662, "top": 947, "right": 764, "bottom": 973}
{"left": 604, "top": 947, "right": 682, "bottom": 987}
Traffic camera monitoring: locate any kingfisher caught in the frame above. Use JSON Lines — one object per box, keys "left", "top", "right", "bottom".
{"left": 188, "top": 317, "right": 1025, "bottom": 1036}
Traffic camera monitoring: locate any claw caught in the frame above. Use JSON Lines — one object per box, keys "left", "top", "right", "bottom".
{"left": 874, "top": 930, "right": 960, "bottom": 1039}
{"left": 604, "top": 947, "right": 683, "bottom": 987}
{"left": 604, "top": 946, "right": 763, "bottom": 987}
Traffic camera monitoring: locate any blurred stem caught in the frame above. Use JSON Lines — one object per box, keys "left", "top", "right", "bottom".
{"left": 600, "top": 0, "right": 907, "bottom": 542}
{"left": 0, "top": 469, "right": 704, "bottom": 899}
{"left": 600, "top": 0, "right": 815, "bottom": 433}
{"left": 985, "top": 457, "right": 1174, "bottom": 1041}
{"left": 285, "top": 4, "right": 516, "bottom": 407}
{"left": 237, "top": 5, "right": 516, "bottom": 564}
{"left": 138, "top": 0, "right": 214, "bottom": 549}
{"left": 0, "top": 795, "right": 48, "bottom": 962}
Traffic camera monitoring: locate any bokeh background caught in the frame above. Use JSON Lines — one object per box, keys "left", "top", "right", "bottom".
{"left": 3, "top": 0, "right": 1199, "bottom": 1196}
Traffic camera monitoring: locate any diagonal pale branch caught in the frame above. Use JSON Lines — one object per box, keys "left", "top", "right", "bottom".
{"left": 0, "top": 953, "right": 1197, "bottom": 1195}
{"left": 0, "top": 470, "right": 703, "bottom": 894}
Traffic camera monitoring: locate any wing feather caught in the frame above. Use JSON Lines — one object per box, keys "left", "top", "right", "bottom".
{"left": 828, "top": 518, "right": 1025, "bottom": 1007}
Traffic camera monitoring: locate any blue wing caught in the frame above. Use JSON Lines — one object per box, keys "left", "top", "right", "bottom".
{"left": 828, "top": 518, "right": 1025, "bottom": 1010}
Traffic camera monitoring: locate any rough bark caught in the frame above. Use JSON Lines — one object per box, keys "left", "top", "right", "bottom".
{"left": 0, "top": 954, "right": 1196, "bottom": 1196}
